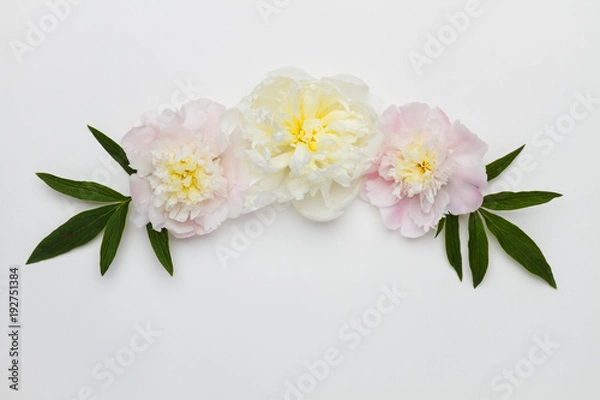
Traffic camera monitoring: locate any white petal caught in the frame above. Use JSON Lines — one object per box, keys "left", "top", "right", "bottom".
{"left": 293, "top": 181, "right": 360, "bottom": 221}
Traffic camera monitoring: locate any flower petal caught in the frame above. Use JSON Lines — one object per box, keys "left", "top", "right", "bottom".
{"left": 121, "top": 126, "right": 159, "bottom": 176}
{"left": 379, "top": 200, "right": 427, "bottom": 238}
{"left": 293, "top": 181, "right": 361, "bottom": 221}
{"left": 446, "top": 121, "right": 488, "bottom": 166}
{"left": 446, "top": 179, "right": 484, "bottom": 215}
{"left": 398, "top": 102, "right": 432, "bottom": 133}
{"left": 363, "top": 176, "right": 399, "bottom": 208}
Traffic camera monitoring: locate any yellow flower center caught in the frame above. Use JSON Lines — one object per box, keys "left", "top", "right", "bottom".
{"left": 395, "top": 142, "right": 438, "bottom": 185}
{"left": 286, "top": 117, "right": 323, "bottom": 152}
{"left": 150, "top": 144, "right": 227, "bottom": 213}
{"left": 165, "top": 156, "right": 208, "bottom": 204}
{"left": 242, "top": 78, "right": 377, "bottom": 197}
{"left": 390, "top": 137, "right": 450, "bottom": 201}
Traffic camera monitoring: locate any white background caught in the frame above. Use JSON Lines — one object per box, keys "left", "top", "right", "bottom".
{"left": 1, "top": 0, "right": 600, "bottom": 399}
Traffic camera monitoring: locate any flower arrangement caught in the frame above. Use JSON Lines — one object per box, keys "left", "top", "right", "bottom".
{"left": 27, "top": 68, "right": 561, "bottom": 288}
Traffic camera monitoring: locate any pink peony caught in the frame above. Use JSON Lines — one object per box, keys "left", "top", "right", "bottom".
{"left": 362, "top": 103, "right": 488, "bottom": 238}
{"left": 122, "top": 100, "right": 247, "bottom": 239}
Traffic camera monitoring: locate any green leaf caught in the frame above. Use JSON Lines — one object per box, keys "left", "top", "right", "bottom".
{"left": 100, "top": 201, "right": 130, "bottom": 276}
{"left": 36, "top": 173, "right": 129, "bottom": 203}
{"left": 88, "top": 125, "right": 136, "bottom": 175}
{"left": 435, "top": 217, "right": 446, "bottom": 238}
{"left": 27, "top": 204, "right": 119, "bottom": 265}
{"left": 444, "top": 214, "right": 462, "bottom": 280}
{"left": 468, "top": 212, "right": 489, "bottom": 288}
{"left": 146, "top": 224, "right": 174, "bottom": 276}
{"left": 482, "top": 191, "right": 562, "bottom": 211}
{"left": 486, "top": 145, "right": 525, "bottom": 181}
{"left": 479, "top": 209, "right": 557, "bottom": 288}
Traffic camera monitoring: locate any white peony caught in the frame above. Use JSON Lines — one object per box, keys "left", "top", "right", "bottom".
{"left": 223, "top": 68, "right": 381, "bottom": 221}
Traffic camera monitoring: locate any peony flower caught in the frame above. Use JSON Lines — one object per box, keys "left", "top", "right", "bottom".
{"left": 362, "top": 103, "right": 488, "bottom": 238}
{"left": 222, "top": 68, "right": 381, "bottom": 221}
{"left": 122, "top": 99, "right": 247, "bottom": 238}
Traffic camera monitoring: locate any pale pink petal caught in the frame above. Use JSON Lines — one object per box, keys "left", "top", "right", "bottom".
{"left": 163, "top": 218, "right": 198, "bottom": 239}
{"left": 220, "top": 147, "right": 250, "bottom": 196}
{"left": 196, "top": 196, "right": 226, "bottom": 215}
{"left": 140, "top": 111, "right": 162, "bottom": 129}
{"left": 220, "top": 108, "right": 242, "bottom": 137}
{"left": 205, "top": 102, "right": 228, "bottom": 151}
{"left": 379, "top": 200, "right": 427, "bottom": 238}
{"left": 183, "top": 100, "right": 228, "bottom": 155}
{"left": 452, "top": 166, "right": 488, "bottom": 190}
{"left": 227, "top": 187, "right": 246, "bottom": 219}
{"left": 181, "top": 100, "right": 210, "bottom": 131}
{"left": 446, "top": 122, "right": 488, "bottom": 166}
{"left": 378, "top": 106, "right": 402, "bottom": 146}
{"left": 121, "top": 126, "right": 158, "bottom": 176}
{"left": 398, "top": 103, "right": 431, "bottom": 133}
{"left": 430, "top": 188, "right": 451, "bottom": 220}
{"left": 129, "top": 175, "right": 152, "bottom": 216}
{"left": 446, "top": 180, "right": 484, "bottom": 215}
{"left": 363, "top": 176, "right": 398, "bottom": 208}
{"left": 129, "top": 175, "right": 152, "bottom": 227}
{"left": 423, "top": 107, "right": 451, "bottom": 136}
{"left": 400, "top": 218, "right": 427, "bottom": 238}
{"left": 407, "top": 194, "right": 447, "bottom": 230}
{"left": 147, "top": 205, "right": 167, "bottom": 231}
{"left": 194, "top": 202, "right": 229, "bottom": 233}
